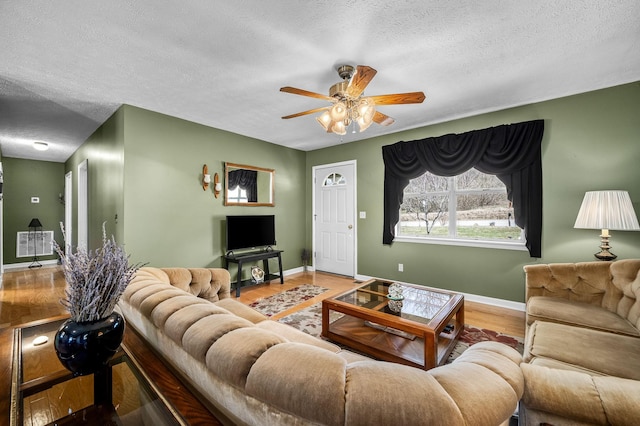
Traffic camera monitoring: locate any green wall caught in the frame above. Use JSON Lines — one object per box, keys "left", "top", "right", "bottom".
{"left": 306, "top": 82, "right": 640, "bottom": 302}
{"left": 66, "top": 105, "right": 306, "bottom": 282}
{"left": 66, "top": 107, "right": 126, "bottom": 248}
{"left": 1, "top": 158, "right": 65, "bottom": 264}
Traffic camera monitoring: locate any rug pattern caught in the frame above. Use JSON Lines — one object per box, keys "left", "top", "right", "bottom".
{"left": 277, "top": 302, "right": 524, "bottom": 363}
{"left": 248, "top": 284, "right": 329, "bottom": 317}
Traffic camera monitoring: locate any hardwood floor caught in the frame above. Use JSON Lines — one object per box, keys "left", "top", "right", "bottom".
{"left": 0, "top": 265, "right": 525, "bottom": 337}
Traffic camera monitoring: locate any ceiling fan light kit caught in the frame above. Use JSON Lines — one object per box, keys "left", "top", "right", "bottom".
{"left": 281, "top": 64, "right": 425, "bottom": 136}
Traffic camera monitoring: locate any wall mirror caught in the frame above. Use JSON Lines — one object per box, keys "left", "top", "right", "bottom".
{"left": 224, "top": 162, "right": 275, "bottom": 206}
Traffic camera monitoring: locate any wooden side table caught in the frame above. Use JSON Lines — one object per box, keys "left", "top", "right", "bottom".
{"left": 2, "top": 315, "right": 222, "bottom": 426}
{"left": 224, "top": 249, "right": 284, "bottom": 297}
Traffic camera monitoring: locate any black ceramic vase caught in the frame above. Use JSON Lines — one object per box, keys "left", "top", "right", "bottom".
{"left": 54, "top": 311, "right": 125, "bottom": 376}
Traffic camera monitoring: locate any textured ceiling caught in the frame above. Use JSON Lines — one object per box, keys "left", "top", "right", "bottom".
{"left": 1, "top": 1, "right": 639, "bottom": 162}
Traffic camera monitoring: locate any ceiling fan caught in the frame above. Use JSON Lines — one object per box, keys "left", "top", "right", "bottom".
{"left": 280, "top": 65, "right": 426, "bottom": 135}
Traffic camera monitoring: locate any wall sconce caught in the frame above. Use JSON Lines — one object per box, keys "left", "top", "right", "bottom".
{"left": 202, "top": 165, "right": 211, "bottom": 191}
{"left": 214, "top": 173, "right": 221, "bottom": 198}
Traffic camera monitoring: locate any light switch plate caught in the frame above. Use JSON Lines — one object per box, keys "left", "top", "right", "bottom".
{"left": 31, "top": 197, "right": 40, "bottom": 203}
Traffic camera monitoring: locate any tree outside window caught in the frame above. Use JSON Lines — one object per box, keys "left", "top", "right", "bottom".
{"left": 398, "top": 168, "right": 523, "bottom": 242}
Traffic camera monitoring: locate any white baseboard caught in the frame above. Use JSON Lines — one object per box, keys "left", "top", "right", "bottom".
{"left": 282, "top": 266, "right": 315, "bottom": 276}
{"left": 3, "top": 259, "right": 59, "bottom": 270}
{"left": 354, "top": 273, "right": 525, "bottom": 312}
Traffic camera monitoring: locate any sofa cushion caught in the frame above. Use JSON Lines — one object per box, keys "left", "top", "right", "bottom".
{"left": 206, "top": 327, "right": 287, "bottom": 389}
{"left": 164, "top": 304, "right": 243, "bottom": 344}
{"left": 255, "top": 320, "right": 341, "bottom": 353}
{"left": 345, "top": 361, "right": 465, "bottom": 425}
{"left": 521, "top": 363, "right": 609, "bottom": 425}
{"left": 150, "top": 295, "right": 212, "bottom": 328}
{"left": 181, "top": 313, "right": 255, "bottom": 362}
{"left": 524, "top": 321, "right": 640, "bottom": 380}
{"left": 214, "top": 298, "right": 268, "bottom": 324}
{"left": 527, "top": 296, "right": 640, "bottom": 337}
{"left": 246, "top": 342, "right": 347, "bottom": 426}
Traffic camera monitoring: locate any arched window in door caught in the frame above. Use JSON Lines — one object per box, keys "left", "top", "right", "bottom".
{"left": 323, "top": 173, "right": 346, "bottom": 187}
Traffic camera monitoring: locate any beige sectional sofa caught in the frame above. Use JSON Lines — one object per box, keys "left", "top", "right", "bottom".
{"left": 119, "top": 267, "right": 524, "bottom": 426}
{"left": 520, "top": 259, "right": 640, "bottom": 425}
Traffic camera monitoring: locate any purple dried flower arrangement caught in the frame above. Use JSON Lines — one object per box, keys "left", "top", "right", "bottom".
{"left": 53, "top": 223, "right": 143, "bottom": 322}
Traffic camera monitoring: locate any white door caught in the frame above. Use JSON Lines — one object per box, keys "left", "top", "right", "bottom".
{"left": 313, "top": 161, "right": 356, "bottom": 276}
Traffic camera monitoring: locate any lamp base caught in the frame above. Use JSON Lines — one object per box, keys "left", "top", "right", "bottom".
{"left": 594, "top": 250, "right": 617, "bottom": 261}
{"left": 594, "top": 234, "right": 616, "bottom": 261}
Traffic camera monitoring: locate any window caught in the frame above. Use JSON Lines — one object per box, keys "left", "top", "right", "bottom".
{"left": 227, "top": 186, "right": 248, "bottom": 203}
{"left": 397, "top": 168, "right": 524, "bottom": 248}
{"left": 323, "top": 173, "right": 346, "bottom": 186}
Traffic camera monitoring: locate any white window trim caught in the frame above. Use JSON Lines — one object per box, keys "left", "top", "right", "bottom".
{"left": 394, "top": 234, "right": 528, "bottom": 251}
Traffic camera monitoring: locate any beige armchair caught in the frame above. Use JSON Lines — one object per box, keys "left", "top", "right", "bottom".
{"left": 520, "top": 259, "right": 640, "bottom": 425}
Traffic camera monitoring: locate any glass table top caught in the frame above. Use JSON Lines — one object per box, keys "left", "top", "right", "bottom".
{"left": 334, "top": 280, "right": 453, "bottom": 325}
{"left": 13, "top": 317, "right": 184, "bottom": 426}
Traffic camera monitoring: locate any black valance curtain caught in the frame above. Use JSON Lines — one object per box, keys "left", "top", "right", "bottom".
{"left": 382, "top": 119, "right": 544, "bottom": 257}
{"left": 228, "top": 169, "right": 258, "bottom": 202}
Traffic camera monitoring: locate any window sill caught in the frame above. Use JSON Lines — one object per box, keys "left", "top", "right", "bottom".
{"left": 394, "top": 236, "right": 528, "bottom": 252}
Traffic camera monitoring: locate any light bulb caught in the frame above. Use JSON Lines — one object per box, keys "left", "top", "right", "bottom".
{"left": 330, "top": 102, "right": 347, "bottom": 121}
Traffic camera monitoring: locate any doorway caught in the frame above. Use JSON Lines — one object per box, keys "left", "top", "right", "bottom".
{"left": 312, "top": 161, "right": 356, "bottom": 277}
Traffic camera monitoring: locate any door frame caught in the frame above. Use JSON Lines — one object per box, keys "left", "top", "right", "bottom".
{"left": 64, "top": 171, "right": 73, "bottom": 254}
{"left": 77, "top": 160, "right": 88, "bottom": 251}
{"left": 312, "top": 160, "right": 357, "bottom": 277}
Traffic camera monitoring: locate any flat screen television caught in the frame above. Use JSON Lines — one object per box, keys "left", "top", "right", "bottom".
{"left": 226, "top": 215, "right": 276, "bottom": 252}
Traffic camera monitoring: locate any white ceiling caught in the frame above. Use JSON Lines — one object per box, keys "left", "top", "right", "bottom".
{"left": 1, "top": 1, "right": 639, "bottom": 163}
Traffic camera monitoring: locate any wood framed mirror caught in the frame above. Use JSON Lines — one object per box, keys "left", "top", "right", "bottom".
{"left": 224, "top": 162, "right": 275, "bottom": 206}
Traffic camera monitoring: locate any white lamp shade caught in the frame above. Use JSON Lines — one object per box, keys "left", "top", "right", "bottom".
{"left": 574, "top": 190, "right": 640, "bottom": 231}
{"left": 316, "top": 111, "right": 332, "bottom": 131}
{"left": 331, "top": 120, "right": 346, "bottom": 135}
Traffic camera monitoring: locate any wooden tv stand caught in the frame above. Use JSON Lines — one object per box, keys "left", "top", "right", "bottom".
{"left": 224, "top": 249, "right": 284, "bottom": 297}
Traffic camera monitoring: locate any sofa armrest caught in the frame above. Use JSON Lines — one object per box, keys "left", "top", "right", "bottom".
{"left": 521, "top": 363, "right": 640, "bottom": 425}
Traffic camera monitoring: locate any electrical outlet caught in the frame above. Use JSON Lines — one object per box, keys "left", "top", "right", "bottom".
{"left": 398, "top": 263, "right": 404, "bottom": 272}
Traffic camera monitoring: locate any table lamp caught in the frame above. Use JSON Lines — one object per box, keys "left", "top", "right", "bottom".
{"left": 574, "top": 190, "right": 640, "bottom": 261}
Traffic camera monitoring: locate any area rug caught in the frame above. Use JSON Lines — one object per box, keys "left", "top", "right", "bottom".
{"left": 248, "top": 284, "right": 329, "bottom": 317}
{"left": 278, "top": 302, "right": 524, "bottom": 363}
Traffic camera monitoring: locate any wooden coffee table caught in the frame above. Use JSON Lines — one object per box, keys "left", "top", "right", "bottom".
{"left": 322, "top": 279, "right": 464, "bottom": 370}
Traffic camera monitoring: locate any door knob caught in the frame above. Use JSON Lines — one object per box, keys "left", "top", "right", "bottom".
{"left": 348, "top": 224, "right": 353, "bottom": 229}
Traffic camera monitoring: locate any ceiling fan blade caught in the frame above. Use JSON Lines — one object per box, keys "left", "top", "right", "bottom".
{"left": 369, "top": 92, "right": 426, "bottom": 105}
{"left": 282, "top": 106, "right": 330, "bottom": 119}
{"left": 373, "top": 111, "right": 395, "bottom": 126}
{"left": 346, "top": 65, "right": 377, "bottom": 98}
{"left": 280, "top": 86, "right": 335, "bottom": 102}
